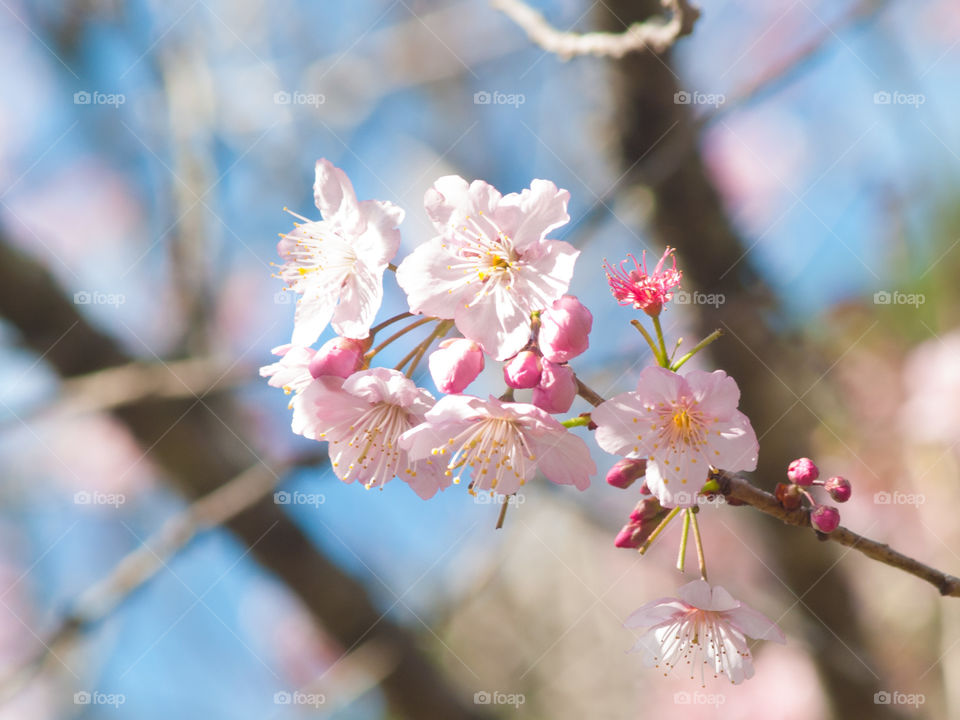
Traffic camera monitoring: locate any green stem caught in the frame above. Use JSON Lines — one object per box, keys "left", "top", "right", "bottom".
{"left": 561, "top": 415, "right": 591, "bottom": 428}
{"left": 676, "top": 508, "right": 691, "bottom": 572}
{"left": 638, "top": 506, "right": 682, "bottom": 555}
{"left": 630, "top": 319, "right": 663, "bottom": 364}
{"left": 651, "top": 315, "right": 670, "bottom": 369}
{"left": 671, "top": 329, "right": 724, "bottom": 372}
{"left": 691, "top": 509, "right": 708, "bottom": 581}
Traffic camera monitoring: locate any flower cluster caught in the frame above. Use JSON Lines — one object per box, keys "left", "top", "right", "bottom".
{"left": 263, "top": 160, "right": 815, "bottom": 687}
{"left": 265, "top": 161, "right": 595, "bottom": 502}
{"left": 776, "top": 457, "right": 851, "bottom": 533}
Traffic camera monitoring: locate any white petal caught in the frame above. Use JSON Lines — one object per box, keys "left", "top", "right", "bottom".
{"left": 530, "top": 428, "right": 595, "bottom": 490}
{"left": 706, "top": 411, "right": 759, "bottom": 472}
{"left": 724, "top": 605, "right": 786, "bottom": 643}
{"left": 454, "top": 284, "right": 531, "bottom": 361}
{"left": 332, "top": 263, "right": 384, "bottom": 339}
{"left": 685, "top": 369, "right": 741, "bottom": 419}
{"left": 314, "top": 159, "right": 361, "bottom": 231}
{"left": 354, "top": 198, "right": 403, "bottom": 265}
{"left": 290, "top": 285, "right": 339, "bottom": 347}
{"left": 511, "top": 238, "right": 579, "bottom": 310}
{"left": 593, "top": 392, "right": 656, "bottom": 457}
{"left": 503, "top": 179, "right": 570, "bottom": 250}
{"left": 676, "top": 579, "right": 713, "bottom": 609}
{"left": 395, "top": 240, "right": 468, "bottom": 318}
{"left": 624, "top": 599, "right": 687, "bottom": 628}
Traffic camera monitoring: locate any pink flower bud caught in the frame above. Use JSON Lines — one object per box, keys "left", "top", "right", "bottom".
{"left": 615, "top": 498, "right": 666, "bottom": 548}
{"left": 428, "top": 338, "right": 484, "bottom": 394}
{"left": 824, "top": 476, "right": 851, "bottom": 503}
{"left": 503, "top": 350, "right": 542, "bottom": 389}
{"left": 539, "top": 295, "right": 593, "bottom": 363}
{"left": 606, "top": 458, "right": 648, "bottom": 489}
{"left": 531, "top": 361, "right": 576, "bottom": 414}
{"left": 787, "top": 457, "right": 819, "bottom": 486}
{"left": 810, "top": 504, "right": 840, "bottom": 533}
{"left": 309, "top": 337, "right": 368, "bottom": 378}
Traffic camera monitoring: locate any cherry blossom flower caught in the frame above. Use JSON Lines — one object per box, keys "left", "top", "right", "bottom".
{"left": 399, "top": 394, "right": 595, "bottom": 497}
{"left": 260, "top": 344, "right": 316, "bottom": 402}
{"left": 292, "top": 368, "right": 445, "bottom": 499}
{"left": 593, "top": 366, "right": 758, "bottom": 508}
{"left": 396, "top": 176, "right": 579, "bottom": 360}
{"left": 603, "top": 247, "right": 682, "bottom": 316}
{"left": 276, "top": 159, "right": 403, "bottom": 346}
{"left": 625, "top": 579, "right": 785, "bottom": 685}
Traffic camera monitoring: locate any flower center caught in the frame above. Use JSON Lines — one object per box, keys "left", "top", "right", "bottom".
{"left": 431, "top": 417, "right": 534, "bottom": 493}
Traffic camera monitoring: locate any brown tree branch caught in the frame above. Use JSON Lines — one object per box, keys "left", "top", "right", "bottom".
{"left": 492, "top": 0, "right": 700, "bottom": 59}
{"left": 715, "top": 471, "right": 960, "bottom": 597}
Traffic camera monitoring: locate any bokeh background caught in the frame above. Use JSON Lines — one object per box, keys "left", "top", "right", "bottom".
{"left": 0, "top": 0, "right": 958, "bottom": 718}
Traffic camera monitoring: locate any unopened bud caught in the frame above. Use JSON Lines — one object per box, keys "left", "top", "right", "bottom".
{"left": 309, "top": 337, "right": 368, "bottom": 379}
{"left": 810, "top": 504, "right": 841, "bottom": 534}
{"left": 615, "top": 498, "right": 667, "bottom": 548}
{"left": 775, "top": 482, "right": 802, "bottom": 511}
{"left": 503, "top": 350, "right": 542, "bottom": 389}
{"left": 531, "top": 361, "right": 577, "bottom": 414}
{"left": 539, "top": 294, "right": 593, "bottom": 363}
{"left": 428, "top": 338, "right": 484, "bottom": 394}
{"left": 824, "top": 476, "right": 851, "bottom": 503}
{"left": 606, "top": 458, "right": 648, "bottom": 489}
{"left": 787, "top": 457, "right": 819, "bottom": 486}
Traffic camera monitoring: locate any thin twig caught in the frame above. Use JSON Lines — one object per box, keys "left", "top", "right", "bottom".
{"left": 492, "top": 0, "right": 700, "bottom": 59}
{"left": 715, "top": 471, "right": 960, "bottom": 597}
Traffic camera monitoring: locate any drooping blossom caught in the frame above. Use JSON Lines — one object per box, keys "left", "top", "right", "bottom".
{"left": 292, "top": 368, "right": 445, "bottom": 499}
{"left": 603, "top": 247, "right": 682, "bottom": 316}
{"left": 593, "top": 366, "right": 758, "bottom": 508}
{"left": 625, "top": 579, "right": 785, "bottom": 685}
{"left": 399, "top": 395, "right": 595, "bottom": 497}
{"left": 276, "top": 159, "right": 403, "bottom": 346}
{"left": 539, "top": 294, "right": 592, "bottom": 363}
{"left": 396, "top": 176, "right": 579, "bottom": 360}
{"left": 309, "top": 336, "right": 369, "bottom": 379}
{"left": 260, "top": 344, "right": 316, "bottom": 401}
{"left": 428, "top": 338, "right": 485, "bottom": 394}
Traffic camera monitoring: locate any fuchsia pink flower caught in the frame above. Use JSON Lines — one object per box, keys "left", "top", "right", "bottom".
{"left": 260, "top": 344, "right": 316, "bottom": 400}
{"left": 593, "top": 366, "right": 758, "bottom": 508}
{"left": 276, "top": 159, "right": 403, "bottom": 346}
{"left": 292, "top": 368, "right": 445, "bottom": 499}
{"left": 625, "top": 579, "right": 785, "bottom": 685}
{"left": 428, "top": 338, "right": 484, "bottom": 394}
{"left": 539, "top": 294, "right": 592, "bottom": 363}
{"left": 309, "top": 336, "right": 369, "bottom": 379}
{"left": 603, "top": 247, "right": 682, "bottom": 317}
{"left": 606, "top": 458, "right": 648, "bottom": 489}
{"left": 396, "top": 176, "right": 580, "bottom": 360}
{"left": 399, "top": 395, "right": 595, "bottom": 497}
{"left": 531, "top": 360, "right": 576, "bottom": 414}
{"left": 614, "top": 497, "right": 666, "bottom": 548}
{"left": 810, "top": 505, "right": 840, "bottom": 533}
{"left": 824, "top": 476, "right": 851, "bottom": 503}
